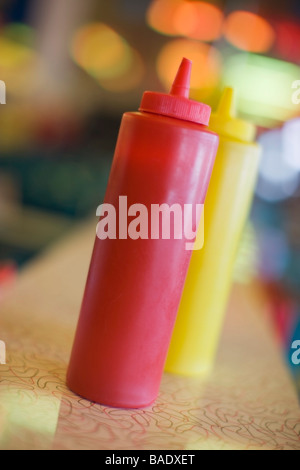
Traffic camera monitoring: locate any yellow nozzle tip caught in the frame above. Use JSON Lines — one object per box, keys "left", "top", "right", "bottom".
{"left": 209, "top": 87, "right": 256, "bottom": 142}
{"left": 217, "top": 87, "right": 236, "bottom": 118}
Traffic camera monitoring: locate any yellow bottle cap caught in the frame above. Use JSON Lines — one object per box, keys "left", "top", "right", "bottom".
{"left": 209, "top": 87, "right": 256, "bottom": 143}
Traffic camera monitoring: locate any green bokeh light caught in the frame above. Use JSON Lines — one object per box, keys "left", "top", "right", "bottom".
{"left": 222, "top": 53, "right": 300, "bottom": 126}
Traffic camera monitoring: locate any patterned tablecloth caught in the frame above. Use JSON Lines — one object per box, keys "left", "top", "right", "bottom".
{"left": 0, "top": 222, "right": 299, "bottom": 450}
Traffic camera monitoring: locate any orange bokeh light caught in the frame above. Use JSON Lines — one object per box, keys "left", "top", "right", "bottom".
{"left": 157, "top": 39, "right": 222, "bottom": 95}
{"left": 173, "top": 1, "right": 224, "bottom": 41}
{"left": 147, "top": 0, "right": 184, "bottom": 36}
{"left": 223, "top": 11, "right": 275, "bottom": 53}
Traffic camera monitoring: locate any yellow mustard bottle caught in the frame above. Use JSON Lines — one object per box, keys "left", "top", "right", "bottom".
{"left": 165, "top": 88, "right": 261, "bottom": 376}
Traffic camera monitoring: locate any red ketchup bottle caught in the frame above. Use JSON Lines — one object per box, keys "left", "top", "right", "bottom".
{"left": 67, "top": 58, "right": 219, "bottom": 408}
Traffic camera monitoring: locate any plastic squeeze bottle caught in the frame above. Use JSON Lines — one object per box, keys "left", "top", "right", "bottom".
{"left": 67, "top": 59, "right": 219, "bottom": 408}
{"left": 165, "top": 88, "right": 261, "bottom": 376}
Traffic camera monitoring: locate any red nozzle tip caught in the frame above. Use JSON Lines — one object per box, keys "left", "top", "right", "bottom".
{"left": 139, "top": 56, "right": 211, "bottom": 125}
{"left": 170, "top": 58, "right": 192, "bottom": 99}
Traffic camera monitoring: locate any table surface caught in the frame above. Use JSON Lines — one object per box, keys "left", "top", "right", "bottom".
{"left": 0, "top": 221, "right": 299, "bottom": 450}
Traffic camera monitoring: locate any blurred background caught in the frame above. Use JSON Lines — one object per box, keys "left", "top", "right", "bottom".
{"left": 0, "top": 0, "right": 299, "bottom": 394}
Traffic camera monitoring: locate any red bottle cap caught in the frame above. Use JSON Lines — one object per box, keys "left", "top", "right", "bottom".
{"left": 139, "top": 58, "right": 211, "bottom": 126}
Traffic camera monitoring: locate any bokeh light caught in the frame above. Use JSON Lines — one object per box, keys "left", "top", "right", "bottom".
{"left": 147, "top": 0, "right": 223, "bottom": 41}
{"left": 282, "top": 118, "right": 300, "bottom": 171}
{"left": 224, "top": 11, "right": 275, "bottom": 53}
{"left": 0, "top": 30, "right": 36, "bottom": 100}
{"left": 222, "top": 53, "right": 300, "bottom": 125}
{"left": 71, "top": 22, "right": 144, "bottom": 92}
{"left": 0, "top": 36, "right": 33, "bottom": 69}
{"left": 71, "top": 23, "right": 132, "bottom": 80}
{"left": 274, "top": 20, "right": 300, "bottom": 63}
{"left": 2, "top": 22, "right": 35, "bottom": 47}
{"left": 173, "top": 1, "right": 224, "bottom": 42}
{"left": 157, "top": 39, "right": 222, "bottom": 98}
{"left": 256, "top": 129, "right": 299, "bottom": 202}
{"left": 146, "top": 0, "right": 183, "bottom": 36}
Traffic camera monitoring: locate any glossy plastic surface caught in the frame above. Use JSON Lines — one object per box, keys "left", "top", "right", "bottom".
{"left": 139, "top": 58, "right": 211, "bottom": 125}
{"left": 67, "top": 98, "right": 219, "bottom": 408}
{"left": 165, "top": 89, "right": 261, "bottom": 376}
